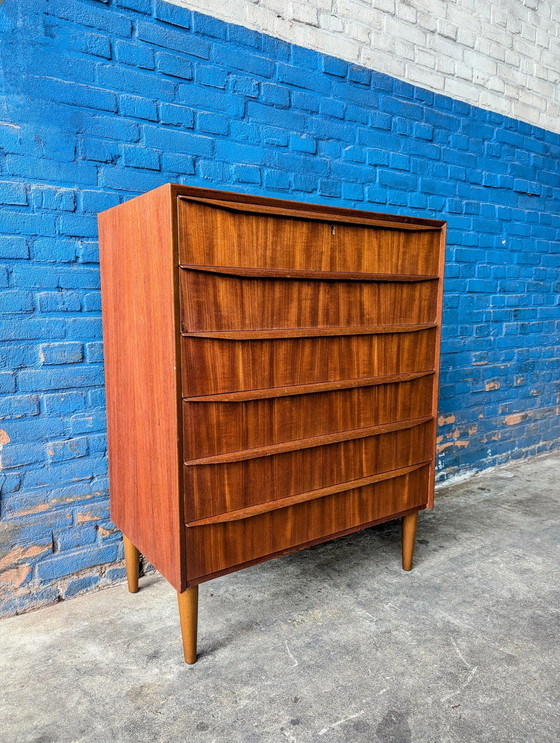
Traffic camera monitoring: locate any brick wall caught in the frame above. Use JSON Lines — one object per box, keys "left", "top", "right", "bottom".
{"left": 168, "top": 0, "right": 560, "bottom": 134}
{"left": 0, "top": 0, "right": 559, "bottom": 616}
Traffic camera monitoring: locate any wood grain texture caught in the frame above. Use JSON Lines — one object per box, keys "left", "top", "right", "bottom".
{"left": 185, "top": 465, "right": 431, "bottom": 581}
{"left": 178, "top": 199, "right": 441, "bottom": 275}
{"left": 181, "top": 328, "right": 437, "bottom": 396}
{"left": 183, "top": 370, "right": 433, "bottom": 403}
{"left": 184, "top": 420, "right": 435, "bottom": 521}
{"left": 98, "top": 184, "right": 185, "bottom": 591}
{"left": 186, "top": 462, "right": 429, "bottom": 526}
{"left": 183, "top": 375, "right": 434, "bottom": 459}
{"left": 180, "top": 269, "right": 438, "bottom": 331}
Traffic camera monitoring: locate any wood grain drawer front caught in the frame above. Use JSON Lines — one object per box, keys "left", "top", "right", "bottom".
{"left": 183, "top": 374, "right": 434, "bottom": 460}
{"left": 178, "top": 198, "right": 441, "bottom": 276}
{"left": 185, "top": 465, "right": 430, "bottom": 581}
{"left": 181, "top": 328, "right": 436, "bottom": 396}
{"left": 184, "top": 420, "right": 433, "bottom": 522}
{"left": 180, "top": 269, "right": 438, "bottom": 331}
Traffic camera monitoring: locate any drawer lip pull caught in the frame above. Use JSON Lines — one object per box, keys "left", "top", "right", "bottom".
{"left": 183, "top": 370, "right": 435, "bottom": 403}
{"left": 185, "top": 461, "right": 431, "bottom": 527}
{"left": 178, "top": 195, "right": 444, "bottom": 231}
{"left": 179, "top": 264, "right": 440, "bottom": 283}
{"left": 184, "top": 415, "right": 433, "bottom": 466}
{"left": 182, "top": 323, "right": 437, "bottom": 341}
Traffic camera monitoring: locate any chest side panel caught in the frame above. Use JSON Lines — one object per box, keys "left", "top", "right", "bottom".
{"left": 99, "top": 185, "right": 185, "bottom": 591}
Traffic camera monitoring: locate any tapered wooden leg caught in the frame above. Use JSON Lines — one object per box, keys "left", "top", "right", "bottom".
{"left": 177, "top": 586, "right": 198, "bottom": 665}
{"left": 402, "top": 512, "right": 419, "bottom": 571}
{"left": 123, "top": 535, "right": 140, "bottom": 593}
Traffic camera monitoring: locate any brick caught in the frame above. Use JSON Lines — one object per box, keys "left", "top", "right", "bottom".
{"left": 0, "top": 181, "right": 28, "bottom": 206}
{"left": 137, "top": 22, "right": 210, "bottom": 59}
{"left": 18, "top": 366, "right": 104, "bottom": 392}
{"left": 0, "top": 291, "right": 33, "bottom": 314}
{"left": 48, "top": 437, "right": 89, "bottom": 462}
{"left": 214, "top": 47, "right": 274, "bottom": 78}
{"left": 195, "top": 66, "right": 228, "bottom": 89}
{"left": 37, "top": 291, "right": 81, "bottom": 313}
{"left": 79, "top": 190, "right": 121, "bottom": 213}
{"left": 159, "top": 103, "right": 195, "bottom": 128}
{"left": 1, "top": 442, "right": 46, "bottom": 469}
{"left": 277, "top": 63, "right": 330, "bottom": 93}
{"left": 197, "top": 113, "right": 229, "bottom": 136}
{"left": 37, "top": 545, "right": 118, "bottom": 581}
{"left": 43, "top": 392, "right": 87, "bottom": 414}
{"left": 143, "top": 126, "right": 214, "bottom": 156}
{"left": 40, "top": 342, "right": 84, "bottom": 365}
{"left": 154, "top": 0, "right": 192, "bottom": 29}
{"left": 122, "top": 146, "right": 160, "bottom": 171}
{"left": 162, "top": 153, "right": 196, "bottom": 174}
{"left": 114, "top": 40, "right": 155, "bottom": 69}
{"left": 0, "top": 395, "right": 40, "bottom": 420}
{"left": 31, "top": 187, "right": 75, "bottom": 212}
{"left": 45, "top": 0, "right": 132, "bottom": 35}
{"left": 29, "top": 77, "right": 117, "bottom": 112}
{"left": 233, "top": 164, "right": 261, "bottom": 184}
{"left": 261, "top": 84, "right": 290, "bottom": 108}
{"left": 97, "top": 65, "right": 175, "bottom": 100}
{"left": 155, "top": 52, "right": 194, "bottom": 80}
{"left": 0, "top": 237, "right": 29, "bottom": 260}
{"left": 119, "top": 95, "right": 158, "bottom": 122}
{"left": 178, "top": 83, "right": 243, "bottom": 115}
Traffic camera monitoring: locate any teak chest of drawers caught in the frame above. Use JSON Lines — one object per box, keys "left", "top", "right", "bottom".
{"left": 98, "top": 184, "right": 446, "bottom": 664}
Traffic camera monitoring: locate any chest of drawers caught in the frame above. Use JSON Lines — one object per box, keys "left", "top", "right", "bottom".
{"left": 98, "top": 184, "right": 446, "bottom": 664}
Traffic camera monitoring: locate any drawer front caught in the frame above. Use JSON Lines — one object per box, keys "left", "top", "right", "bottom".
{"left": 178, "top": 198, "right": 440, "bottom": 276}
{"left": 185, "top": 465, "right": 430, "bottom": 581}
{"left": 181, "top": 328, "right": 437, "bottom": 396}
{"left": 183, "top": 374, "right": 434, "bottom": 460}
{"left": 180, "top": 269, "right": 438, "bottom": 331}
{"left": 184, "top": 420, "right": 434, "bottom": 522}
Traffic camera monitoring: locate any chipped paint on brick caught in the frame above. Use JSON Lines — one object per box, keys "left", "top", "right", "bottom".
{"left": 0, "top": 564, "right": 31, "bottom": 588}
{"left": 505, "top": 413, "right": 531, "bottom": 426}
{"left": 437, "top": 441, "right": 470, "bottom": 453}
{"left": 75, "top": 512, "right": 101, "bottom": 525}
{"left": 438, "top": 414, "right": 456, "bottom": 426}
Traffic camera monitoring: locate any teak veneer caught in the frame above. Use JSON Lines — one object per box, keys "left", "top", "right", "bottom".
{"left": 98, "top": 184, "right": 446, "bottom": 664}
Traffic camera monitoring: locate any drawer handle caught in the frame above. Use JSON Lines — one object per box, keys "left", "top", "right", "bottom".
{"left": 182, "top": 323, "right": 437, "bottom": 341}
{"left": 183, "top": 370, "right": 435, "bottom": 403}
{"left": 179, "top": 195, "right": 443, "bottom": 231}
{"left": 180, "top": 264, "right": 440, "bottom": 283}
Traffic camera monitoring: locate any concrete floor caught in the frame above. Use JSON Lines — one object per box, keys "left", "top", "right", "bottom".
{"left": 1, "top": 453, "right": 559, "bottom": 743}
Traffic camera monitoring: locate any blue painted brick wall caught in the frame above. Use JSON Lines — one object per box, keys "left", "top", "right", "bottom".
{"left": 0, "top": 0, "right": 559, "bottom": 616}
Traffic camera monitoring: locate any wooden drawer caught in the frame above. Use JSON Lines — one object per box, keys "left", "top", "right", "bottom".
{"left": 180, "top": 268, "right": 438, "bottom": 331}
{"left": 185, "top": 464, "right": 430, "bottom": 581}
{"left": 181, "top": 328, "right": 437, "bottom": 396}
{"left": 178, "top": 197, "right": 441, "bottom": 276}
{"left": 183, "top": 373, "right": 434, "bottom": 460}
{"left": 184, "top": 419, "right": 434, "bottom": 522}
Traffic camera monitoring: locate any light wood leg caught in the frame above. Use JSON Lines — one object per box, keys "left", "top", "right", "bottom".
{"left": 402, "top": 512, "right": 419, "bottom": 571}
{"left": 177, "top": 586, "right": 198, "bottom": 665}
{"left": 123, "top": 535, "right": 140, "bottom": 593}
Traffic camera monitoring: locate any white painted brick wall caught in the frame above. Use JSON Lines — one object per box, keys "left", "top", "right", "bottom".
{"left": 168, "top": 0, "right": 560, "bottom": 133}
